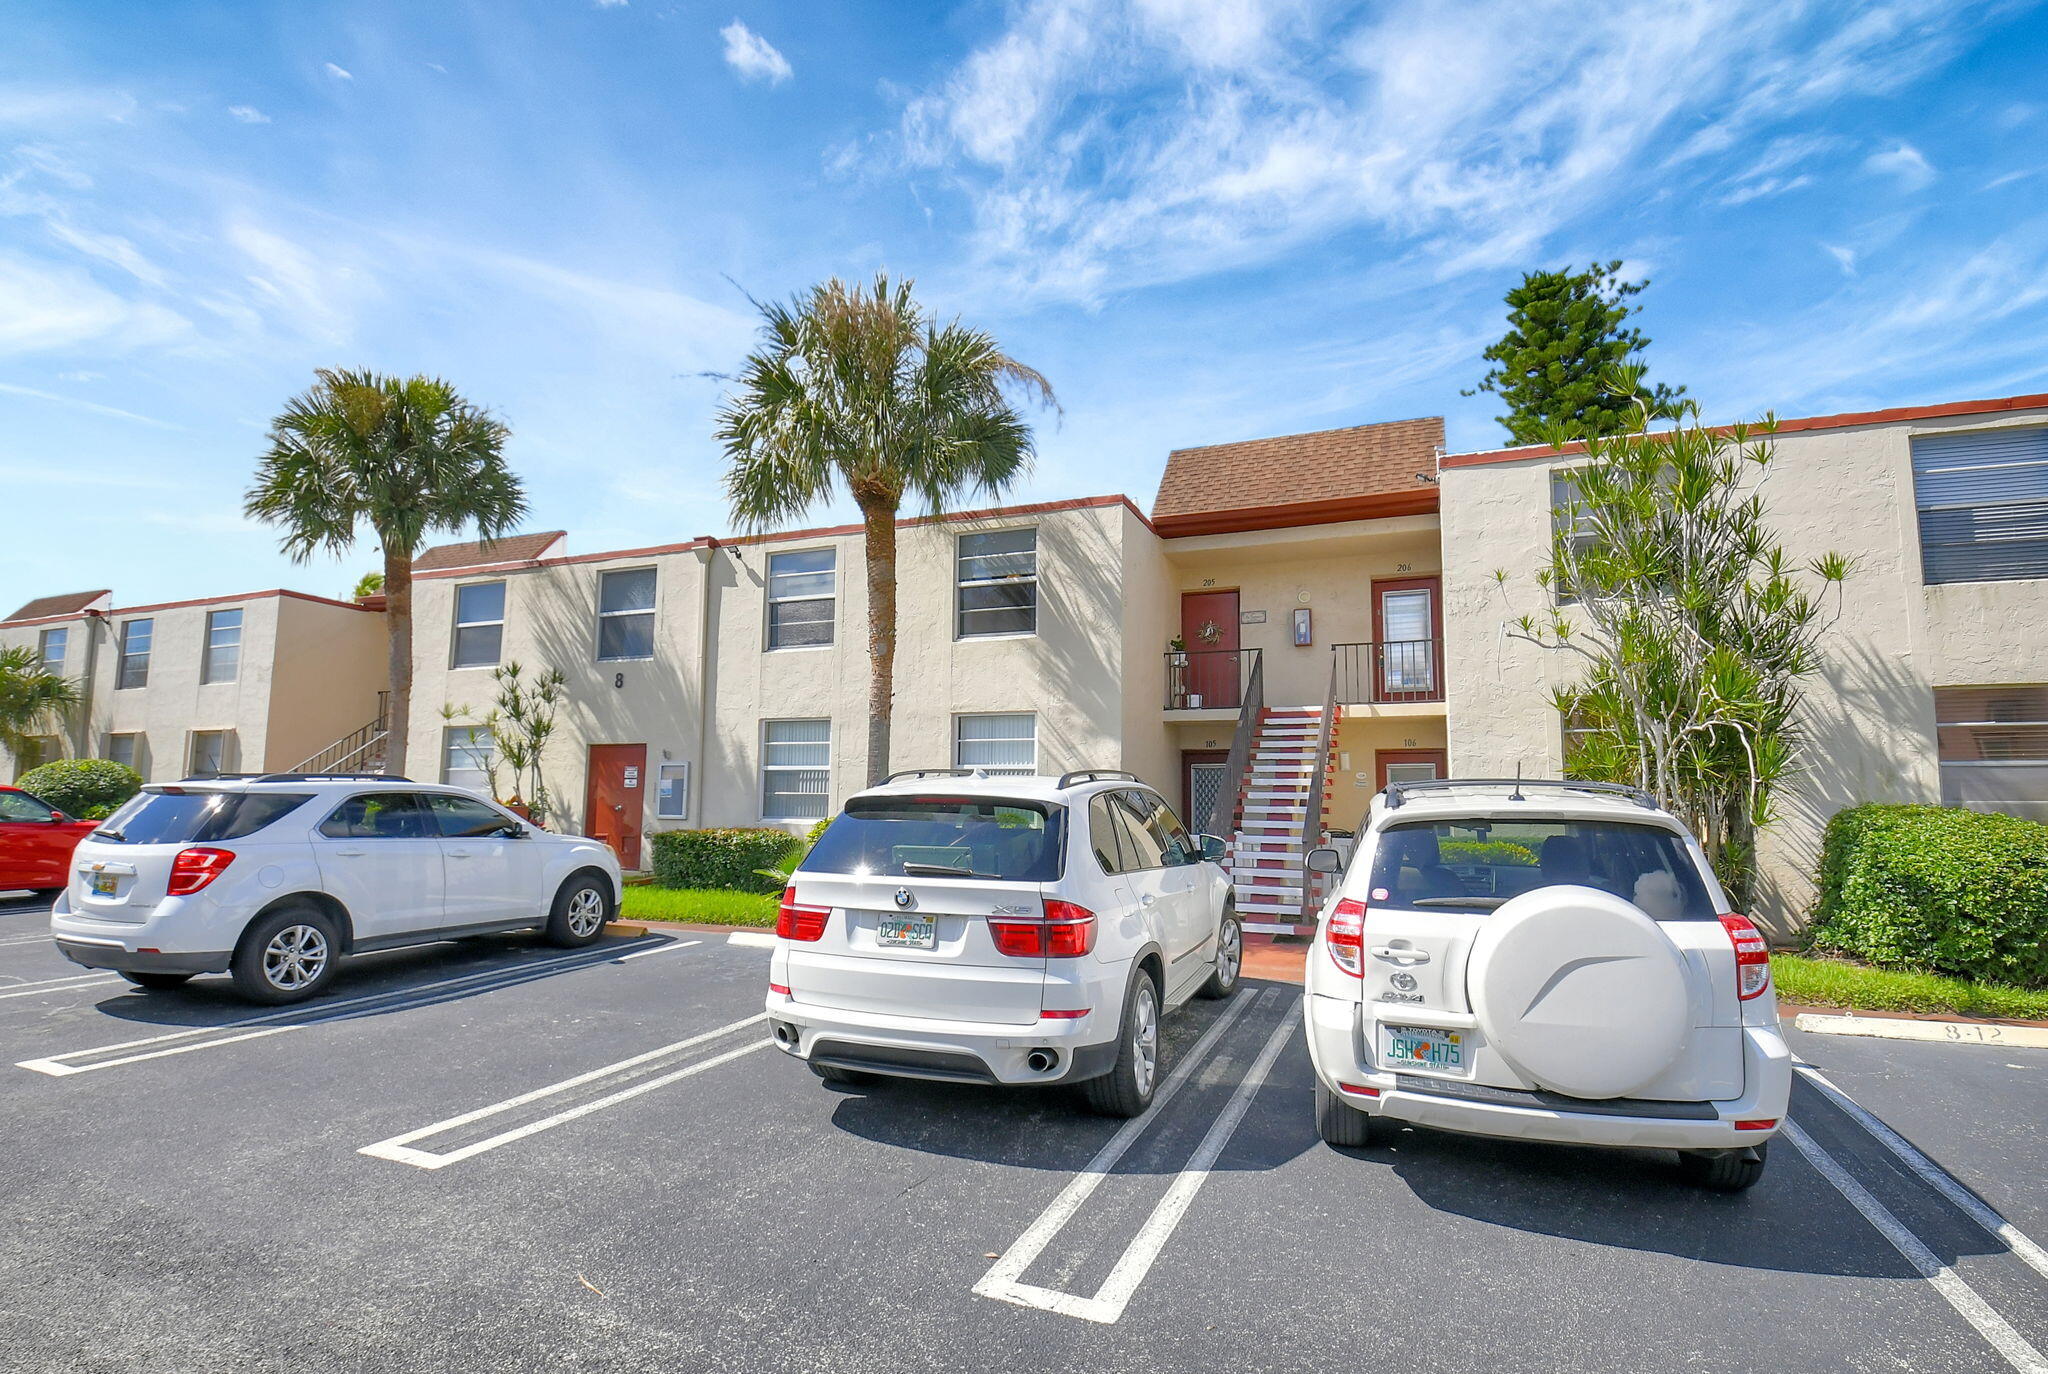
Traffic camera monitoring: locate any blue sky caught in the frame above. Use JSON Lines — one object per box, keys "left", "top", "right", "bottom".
{"left": 3, "top": 0, "right": 2046, "bottom": 605}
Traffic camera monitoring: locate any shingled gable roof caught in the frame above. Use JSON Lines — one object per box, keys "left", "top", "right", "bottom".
{"left": 3, "top": 590, "right": 111, "bottom": 624}
{"left": 1151, "top": 416, "right": 1445, "bottom": 536}
{"left": 413, "top": 531, "right": 567, "bottom": 573}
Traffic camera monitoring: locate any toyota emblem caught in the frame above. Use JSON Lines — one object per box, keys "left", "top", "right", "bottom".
{"left": 1391, "top": 971, "right": 1418, "bottom": 992}
{"left": 893, "top": 888, "right": 915, "bottom": 909}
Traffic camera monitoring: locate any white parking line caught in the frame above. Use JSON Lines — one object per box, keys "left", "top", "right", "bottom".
{"left": 359, "top": 1013, "right": 770, "bottom": 1169}
{"left": 0, "top": 974, "right": 122, "bottom": 1001}
{"left": 1784, "top": 1121, "right": 2047, "bottom": 1373}
{"left": 15, "top": 940, "right": 653, "bottom": 1077}
{"left": 1796, "top": 1063, "right": 2048, "bottom": 1283}
{"left": 727, "top": 931, "right": 776, "bottom": 949}
{"left": 974, "top": 988, "right": 1283, "bottom": 1324}
{"left": 616, "top": 939, "right": 701, "bottom": 962}
{"left": 0, "top": 933, "right": 56, "bottom": 948}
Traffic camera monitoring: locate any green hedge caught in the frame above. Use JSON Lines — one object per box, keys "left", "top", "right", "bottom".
{"left": 16, "top": 758, "right": 142, "bottom": 818}
{"left": 650, "top": 827, "right": 803, "bottom": 893}
{"left": 1812, "top": 804, "right": 2048, "bottom": 990}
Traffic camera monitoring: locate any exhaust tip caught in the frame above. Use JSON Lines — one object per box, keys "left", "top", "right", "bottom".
{"left": 771, "top": 1022, "right": 797, "bottom": 1049}
{"left": 1026, "top": 1049, "right": 1057, "bottom": 1073}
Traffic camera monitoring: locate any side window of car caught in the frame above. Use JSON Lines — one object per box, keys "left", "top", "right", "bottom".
{"left": 1088, "top": 795, "right": 1129, "bottom": 875}
{"left": 426, "top": 794, "right": 514, "bottom": 838}
{"left": 1112, "top": 790, "right": 1170, "bottom": 870}
{"left": 319, "top": 793, "right": 427, "bottom": 839}
{"left": 0, "top": 791, "right": 56, "bottom": 822}
{"left": 1141, "top": 790, "right": 1198, "bottom": 866}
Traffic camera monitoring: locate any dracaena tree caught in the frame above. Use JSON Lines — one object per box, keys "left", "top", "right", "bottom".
{"left": 717, "top": 274, "right": 1055, "bottom": 787}
{"left": 246, "top": 370, "right": 525, "bottom": 775}
{"left": 1493, "top": 368, "right": 1853, "bottom": 908}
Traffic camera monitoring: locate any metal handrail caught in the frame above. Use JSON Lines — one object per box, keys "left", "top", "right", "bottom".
{"left": 1203, "top": 651, "right": 1264, "bottom": 837}
{"left": 1332, "top": 639, "right": 1443, "bottom": 704}
{"left": 289, "top": 699, "right": 391, "bottom": 776}
{"left": 1298, "top": 652, "right": 1339, "bottom": 924}
{"left": 1165, "top": 647, "right": 1261, "bottom": 711}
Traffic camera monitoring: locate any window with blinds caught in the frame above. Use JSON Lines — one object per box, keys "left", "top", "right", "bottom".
{"left": 1935, "top": 684, "right": 2048, "bottom": 821}
{"left": 955, "top": 713, "right": 1037, "bottom": 775}
{"left": 1911, "top": 428, "right": 2048, "bottom": 584}
{"left": 762, "top": 719, "right": 831, "bottom": 820}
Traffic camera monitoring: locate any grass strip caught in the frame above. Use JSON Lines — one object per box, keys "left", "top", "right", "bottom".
{"left": 620, "top": 886, "right": 779, "bottom": 928}
{"left": 1773, "top": 953, "right": 2048, "bottom": 1021}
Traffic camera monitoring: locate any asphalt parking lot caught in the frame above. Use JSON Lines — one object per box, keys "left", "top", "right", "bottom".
{"left": 1, "top": 892, "right": 2043, "bottom": 1374}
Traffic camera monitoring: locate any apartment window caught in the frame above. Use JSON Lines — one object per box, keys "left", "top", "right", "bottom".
{"left": 597, "top": 568, "right": 656, "bottom": 661}
{"left": 767, "top": 548, "right": 835, "bottom": 649}
{"left": 202, "top": 608, "right": 242, "bottom": 684}
{"left": 1550, "top": 470, "right": 1597, "bottom": 602}
{"left": 117, "top": 618, "right": 152, "bottom": 689}
{"left": 453, "top": 581, "right": 506, "bottom": 668}
{"left": 1935, "top": 685, "right": 2048, "bottom": 821}
{"left": 955, "top": 713, "right": 1037, "bottom": 776}
{"left": 187, "top": 730, "right": 234, "bottom": 778}
{"left": 442, "top": 726, "right": 495, "bottom": 795}
{"left": 1912, "top": 428, "right": 2048, "bottom": 585}
{"left": 656, "top": 762, "right": 690, "bottom": 820}
{"left": 762, "top": 719, "right": 830, "bottom": 820}
{"left": 957, "top": 527, "right": 1038, "bottom": 637}
{"left": 105, "top": 733, "right": 147, "bottom": 778}
{"left": 36, "top": 627, "right": 66, "bottom": 675}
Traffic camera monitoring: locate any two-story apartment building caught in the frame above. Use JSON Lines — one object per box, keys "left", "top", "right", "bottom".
{"left": 0, "top": 587, "right": 388, "bottom": 782}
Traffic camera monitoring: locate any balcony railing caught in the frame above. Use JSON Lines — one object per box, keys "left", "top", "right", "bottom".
{"left": 1333, "top": 640, "right": 1444, "bottom": 704}
{"left": 1165, "top": 647, "right": 1261, "bottom": 711}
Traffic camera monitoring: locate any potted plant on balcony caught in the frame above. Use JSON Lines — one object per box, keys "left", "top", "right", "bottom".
{"left": 1167, "top": 634, "right": 1190, "bottom": 708}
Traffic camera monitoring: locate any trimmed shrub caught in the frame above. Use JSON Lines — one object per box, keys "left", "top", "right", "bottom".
{"left": 1811, "top": 804, "right": 2048, "bottom": 990}
{"left": 650, "top": 827, "right": 804, "bottom": 893}
{"left": 16, "top": 758, "right": 141, "bottom": 818}
{"left": 1438, "top": 839, "right": 1537, "bottom": 867}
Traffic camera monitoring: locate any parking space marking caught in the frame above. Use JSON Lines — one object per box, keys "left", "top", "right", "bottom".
{"left": 0, "top": 973, "right": 122, "bottom": 1000}
{"left": 1785, "top": 1120, "right": 2048, "bottom": 1374}
{"left": 616, "top": 939, "right": 701, "bottom": 962}
{"left": 0, "top": 932, "right": 55, "bottom": 948}
{"left": 15, "top": 939, "right": 657, "bottom": 1077}
{"left": 359, "top": 1013, "right": 770, "bottom": 1169}
{"left": 973, "top": 987, "right": 1281, "bottom": 1324}
{"left": 727, "top": 932, "right": 776, "bottom": 949}
{"left": 1796, "top": 1063, "right": 2048, "bottom": 1283}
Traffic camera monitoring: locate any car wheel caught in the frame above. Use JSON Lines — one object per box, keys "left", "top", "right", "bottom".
{"left": 121, "top": 972, "right": 195, "bottom": 991}
{"left": 810, "top": 1063, "right": 882, "bottom": 1086}
{"left": 1678, "top": 1144, "right": 1768, "bottom": 1192}
{"left": 230, "top": 905, "right": 340, "bottom": 1005}
{"left": 1314, "top": 1077, "right": 1380, "bottom": 1148}
{"left": 545, "top": 874, "right": 612, "bottom": 948}
{"left": 1197, "top": 906, "right": 1242, "bottom": 1000}
{"left": 1081, "top": 970, "right": 1161, "bottom": 1118}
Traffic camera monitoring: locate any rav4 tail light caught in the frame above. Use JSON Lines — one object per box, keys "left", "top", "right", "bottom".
{"left": 167, "top": 847, "right": 235, "bottom": 896}
{"left": 1327, "top": 897, "right": 1367, "bottom": 978}
{"left": 776, "top": 887, "right": 830, "bottom": 942}
{"left": 1720, "top": 912, "right": 1771, "bottom": 1000}
{"left": 990, "top": 900, "right": 1098, "bottom": 958}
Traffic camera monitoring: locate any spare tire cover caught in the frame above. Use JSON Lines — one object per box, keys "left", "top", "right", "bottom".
{"left": 1467, "top": 884, "right": 1690, "bottom": 1100}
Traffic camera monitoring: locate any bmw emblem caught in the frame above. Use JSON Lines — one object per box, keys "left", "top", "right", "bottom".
{"left": 893, "top": 888, "right": 915, "bottom": 910}
{"left": 1391, "top": 971, "right": 1418, "bottom": 992}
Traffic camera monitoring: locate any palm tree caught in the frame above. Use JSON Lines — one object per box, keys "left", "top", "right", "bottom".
{"left": 0, "top": 645, "right": 80, "bottom": 774}
{"left": 718, "top": 275, "right": 1055, "bottom": 787}
{"left": 246, "top": 370, "right": 525, "bottom": 777}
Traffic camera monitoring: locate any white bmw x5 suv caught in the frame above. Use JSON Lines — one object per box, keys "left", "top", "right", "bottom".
{"left": 765, "top": 769, "right": 1242, "bottom": 1117}
{"left": 50, "top": 773, "right": 622, "bottom": 1003}
{"left": 1303, "top": 778, "right": 1790, "bottom": 1191}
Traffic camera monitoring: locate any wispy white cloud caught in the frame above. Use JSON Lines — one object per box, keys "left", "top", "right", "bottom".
{"left": 1863, "top": 141, "right": 1935, "bottom": 189}
{"left": 0, "top": 381, "right": 181, "bottom": 430}
{"left": 324, "top": 62, "right": 353, "bottom": 81}
{"left": 227, "top": 105, "right": 270, "bottom": 124}
{"left": 0, "top": 253, "right": 188, "bottom": 356}
{"left": 720, "top": 20, "right": 792, "bottom": 85}
{"left": 44, "top": 221, "right": 165, "bottom": 287}
{"left": 1821, "top": 242, "right": 1858, "bottom": 276}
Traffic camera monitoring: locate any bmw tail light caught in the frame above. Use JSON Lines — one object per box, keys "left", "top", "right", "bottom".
{"left": 776, "top": 887, "right": 830, "bottom": 942}
{"left": 167, "top": 847, "right": 235, "bottom": 896}
{"left": 1042, "top": 899, "right": 1096, "bottom": 957}
{"left": 1327, "top": 897, "right": 1367, "bottom": 978}
{"left": 989, "top": 921, "right": 1044, "bottom": 958}
{"left": 1720, "top": 912, "right": 1771, "bottom": 1000}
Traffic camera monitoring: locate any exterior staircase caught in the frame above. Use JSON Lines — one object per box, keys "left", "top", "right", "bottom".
{"left": 287, "top": 694, "right": 390, "bottom": 776}
{"left": 1226, "top": 705, "right": 1337, "bottom": 934}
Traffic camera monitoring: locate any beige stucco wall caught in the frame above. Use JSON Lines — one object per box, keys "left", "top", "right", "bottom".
{"left": 1440, "top": 405, "right": 2048, "bottom": 933}
{"left": 265, "top": 597, "right": 389, "bottom": 771}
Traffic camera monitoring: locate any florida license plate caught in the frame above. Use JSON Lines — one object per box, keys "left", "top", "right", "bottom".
{"left": 90, "top": 872, "right": 118, "bottom": 897}
{"left": 1380, "top": 1024, "right": 1469, "bottom": 1075}
{"left": 876, "top": 915, "right": 936, "bottom": 950}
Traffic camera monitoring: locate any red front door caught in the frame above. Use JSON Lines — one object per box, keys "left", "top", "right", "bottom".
{"left": 1181, "top": 749, "right": 1229, "bottom": 835}
{"left": 1179, "top": 590, "right": 1241, "bottom": 708}
{"left": 1376, "top": 749, "right": 1448, "bottom": 790}
{"left": 584, "top": 745, "right": 647, "bottom": 870}
{"left": 1370, "top": 575, "right": 1443, "bottom": 701}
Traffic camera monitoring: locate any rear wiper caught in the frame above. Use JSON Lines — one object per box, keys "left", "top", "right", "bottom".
{"left": 1412, "top": 896, "right": 1507, "bottom": 909}
{"left": 900, "top": 861, "right": 983, "bottom": 878}
{"left": 92, "top": 829, "right": 126, "bottom": 843}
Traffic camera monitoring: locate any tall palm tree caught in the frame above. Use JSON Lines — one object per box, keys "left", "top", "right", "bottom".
{"left": 246, "top": 369, "right": 525, "bottom": 776}
{"left": 0, "top": 646, "right": 80, "bottom": 773}
{"left": 718, "top": 275, "right": 1055, "bottom": 787}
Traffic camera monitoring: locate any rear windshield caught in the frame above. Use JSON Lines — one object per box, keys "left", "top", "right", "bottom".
{"left": 801, "top": 796, "right": 1066, "bottom": 882}
{"left": 93, "top": 790, "right": 314, "bottom": 846}
{"left": 1368, "top": 817, "right": 1717, "bottom": 920}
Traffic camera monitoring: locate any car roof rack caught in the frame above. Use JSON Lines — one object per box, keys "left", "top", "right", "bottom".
{"left": 1383, "top": 778, "right": 1658, "bottom": 810}
{"left": 1055, "top": 769, "right": 1142, "bottom": 789}
{"left": 882, "top": 767, "right": 980, "bottom": 783}
{"left": 177, "top": 772, "right": 413, "bottom": 784}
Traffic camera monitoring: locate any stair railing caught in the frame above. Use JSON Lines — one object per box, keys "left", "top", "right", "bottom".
{"left": 288, "top": 698, "right": 390, "bottom": 776}
{"left": 1297, "top": 651, "right": 1340, "bottom": 926}
{"left": 1203, "top": 650, "right": 1264, "bottom": 838}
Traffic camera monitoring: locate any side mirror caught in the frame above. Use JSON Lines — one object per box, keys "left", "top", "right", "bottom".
{"left": 1196, "top": 833, "right": 1227, "bottom": 862}
{"left": 1305, "top": 846, "right": 1344, "bottom": 875}
{"left": 48, "top": 811, "right": 70, "bottom": 824}
{"left": 500, "top": 823, "right": 530, "bottom": 839}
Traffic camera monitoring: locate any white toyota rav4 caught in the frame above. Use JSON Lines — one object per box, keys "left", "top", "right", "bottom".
{"left": 765, "top": 769, "right": 1241, "bottom": 1117}
{"left": 1303, "top": 778, "right": 1790, "bottom": 1191}
{"left": 50, "top": 774, "right": 622, "bottom": 1003}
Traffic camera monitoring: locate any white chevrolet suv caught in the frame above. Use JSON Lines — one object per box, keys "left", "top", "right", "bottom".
{"left": 765, "top": 769, "right": 1241, "bottom": 1117}
{"left": 51, "top": 773, "right": 622, "bottom": 1003}
{"left": 1303, "top": 778, "right": 1790, "bottom": 1191}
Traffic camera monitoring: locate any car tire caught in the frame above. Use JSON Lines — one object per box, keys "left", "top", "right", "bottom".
{"left": 545, "top": 874, "right": 612, "bottom": 948}
{"left": 121, "top": 972, "right": 194, "bottom": 991}
{"left": 810, "top": 1063, "right": 882, "bottom": 1086}
{"left": 1081, "top": 969, "right": 1161, "bottom": 1118}
{"left": 230, "top": 904, "right": 341, "bottom": 1005}
{"left": 1678, "top": 1144, "right": 1768, "bottom": 1192}
{"left": 1196, "top": 906, "right": 1242, "bottom": 1000}
{"left": 1314, "top": 1077, "right": 1380, "bottom": 1148}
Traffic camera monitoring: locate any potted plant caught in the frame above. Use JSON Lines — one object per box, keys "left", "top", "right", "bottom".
{"left": 1167, "top": 634, "right": 1190, "bottom": 708}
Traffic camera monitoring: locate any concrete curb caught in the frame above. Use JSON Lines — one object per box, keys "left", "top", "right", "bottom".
{"left": 1791, "top": 1012, "right": 2048, "bottom": 1049}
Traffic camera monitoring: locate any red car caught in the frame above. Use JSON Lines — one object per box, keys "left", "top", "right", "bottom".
{"left": 0, "top": 784, "right": 100, "bottom": 899}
